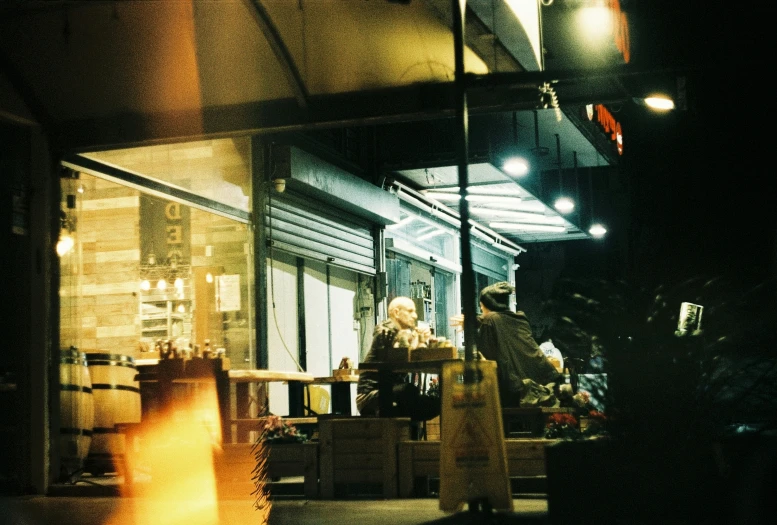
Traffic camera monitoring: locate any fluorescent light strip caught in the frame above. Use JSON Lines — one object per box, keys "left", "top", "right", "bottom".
{"left": 489, "top": 222, "right": 567, "bottom": 233}
{"left": 417, "top": 229, "right": 446, "bottom": 241}
{"left": 424, "top": 192, "right": 523, "bottom": 204}
{"left": 472, "top": 208, "right": 565, "bottom": 224}
{"left": 386, "top": 216, "right": 415, "bottom": 229}
{"left": 429, "top": 186, "right": 523, "bottom": 196}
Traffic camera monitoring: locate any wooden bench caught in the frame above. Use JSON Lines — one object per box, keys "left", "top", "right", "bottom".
{"left": 214, "top": 442, "right": 319, "bottom": 499}
{"left": 397, "top": 438, "right": 560, "bottom": 498}
{"left": 318, "top": 417, "right": 411, "bottom": 499}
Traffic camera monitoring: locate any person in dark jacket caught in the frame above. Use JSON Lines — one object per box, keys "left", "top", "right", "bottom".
{"left": 356, "top": 296, "right": 440, "bottom": 421}
{"left": 469, "top": 282, "right": 562, "bottom": 407}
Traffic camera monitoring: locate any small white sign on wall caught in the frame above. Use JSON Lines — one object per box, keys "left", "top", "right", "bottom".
{"left": 216, "top": 274, "right": 241, "bottom": 312}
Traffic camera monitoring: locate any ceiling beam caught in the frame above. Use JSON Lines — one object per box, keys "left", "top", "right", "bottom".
{"left": 243, "top": 0, "right": 309, "bottom": 109}
{"left": 52, "top": 79, "right": 630, "bottom": 154}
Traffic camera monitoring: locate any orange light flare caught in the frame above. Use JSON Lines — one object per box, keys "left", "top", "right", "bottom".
{"left": 107, "top": 377, "right": 271, "bottom": 525}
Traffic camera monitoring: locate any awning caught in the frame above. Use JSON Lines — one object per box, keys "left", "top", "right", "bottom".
{"left": 1, "top": 0, "right": 634, "bottom": 246}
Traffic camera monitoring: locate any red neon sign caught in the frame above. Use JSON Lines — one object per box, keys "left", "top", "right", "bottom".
{"left": 586, "top": 104, "right": 623, "bottom": 155}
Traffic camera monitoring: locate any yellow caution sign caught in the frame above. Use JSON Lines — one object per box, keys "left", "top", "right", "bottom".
{"left": 439, "top": 359, "right": 512, "bottom": 512}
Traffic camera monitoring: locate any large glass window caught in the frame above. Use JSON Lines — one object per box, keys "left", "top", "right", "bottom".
{"left": 58, "top": 138, "right": 255, "bottom": 368}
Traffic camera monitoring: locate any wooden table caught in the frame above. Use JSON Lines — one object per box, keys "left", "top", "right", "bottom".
{"left": 358, "top": 359, "right": 462, "bottom": 417}
{"left": 310, "top": 373, "right": 360, "bottom": 415}
{"left": 229, "top": 369, "right": 314, "bottom": 442}
{"left": 151, "top": 358, "right": 314, "bottom": 443}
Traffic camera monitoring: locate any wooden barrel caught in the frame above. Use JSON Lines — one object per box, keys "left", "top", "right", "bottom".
{"left": 84, "top": 353, "right": 141, "bottom": 475}
{"left": 59, "top": 348, "right": 94, "bottom": 476}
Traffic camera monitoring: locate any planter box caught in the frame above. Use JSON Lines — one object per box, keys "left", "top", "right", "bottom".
{"left": 397, "top": 438, "right": 559, "bottom": 497}
{"left": 214, "top": 442, "right": 319, "bottom": 499}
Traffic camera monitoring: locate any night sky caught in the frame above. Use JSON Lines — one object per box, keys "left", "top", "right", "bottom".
{"left": 575, "top": 1, "right": 776, "bottom": 287}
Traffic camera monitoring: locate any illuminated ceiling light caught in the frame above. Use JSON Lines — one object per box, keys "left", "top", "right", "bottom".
{"left": 466, "top": 195, "right": 523, "bottom": 204}
{"left": 589, "top": 223, "right": 608, "bottom": 238}
{"left": 156, "top": 279, "right": 167, "bottom": 290}
{"left": 174, "top": 278, "right": 184, "bottom": 290}
{"left": 205, "top": 272, "right": 214, "bottom": 283}
{"left": 177, "top": 303, "right": 186, "bottom": 313}
{"left": 554, "top": 197, "right": 575, "bottom": 214}
{"left": 502, "top": 157, "right": 529, "bottom": 177}
{"left": 467, "top": 186, "right": 522, "bottom": 196}
{"left": 56, "top": 235, "right": 74, "bottom": 256}
{"left": 424, "top": 192, "right": 523, "bottom": 205}
{"left": 417, "top": 229, "right": 446, "bottom": 242}
{"left": 643, "top": 95, "right": 675, "bottom": 111}
{"left": 387, "top": 216, "right": 415, "bottom": 229}
{"left": 472, "top": 208, "right": 565, "bottom": 224}
{"left": 140, "top": 280, "right": 151, "bottom": 291}
{"left": 489, "top": 222, "right": 566, "bottom": 233}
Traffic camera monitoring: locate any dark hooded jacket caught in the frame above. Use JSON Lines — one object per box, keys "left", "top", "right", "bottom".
{"left": 476, "top": 310, "right": 561, "bottom": 407}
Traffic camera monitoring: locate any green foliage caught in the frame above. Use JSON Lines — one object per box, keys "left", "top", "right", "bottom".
{"left": 540, "top": 274, "right": 777, "bottom": 444}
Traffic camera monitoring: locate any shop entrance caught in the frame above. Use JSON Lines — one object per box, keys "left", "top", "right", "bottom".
{"left": 386, "top": 255, "right": 457, "bottom": 342}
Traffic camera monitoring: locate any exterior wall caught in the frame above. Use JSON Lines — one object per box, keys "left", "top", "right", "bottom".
{"left": 66, "top": 181, "right": 140, "bottom": 355}
{"left": 0, "top": 118, "right": 52, "bottom": 494}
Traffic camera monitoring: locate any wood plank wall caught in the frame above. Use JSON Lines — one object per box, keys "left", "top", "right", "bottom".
{"left": 77, "top": 177, "right": 140, "bottom": 357}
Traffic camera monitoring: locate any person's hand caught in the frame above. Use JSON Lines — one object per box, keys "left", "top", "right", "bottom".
{"left": 415, "top": 322, "right": 432, "bottom": 345}
{"left": 449, "top": 314, "right": 464, "bottom": 331}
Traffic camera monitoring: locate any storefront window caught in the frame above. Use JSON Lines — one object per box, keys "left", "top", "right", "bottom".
{"left": 83, "top": 139, "right": 251, "bottom": 213}
{"left": 58, "top": 138, "right": 255, "bottom": 368}
{"left": 385, "top": 208, "right": 457, "bottom": 262}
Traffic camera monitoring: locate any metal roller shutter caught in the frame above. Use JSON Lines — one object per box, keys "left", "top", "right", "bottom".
{"left": 266, "top": 191, "right": 376, "bottom": 275}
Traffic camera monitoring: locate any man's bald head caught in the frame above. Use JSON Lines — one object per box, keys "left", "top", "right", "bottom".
{"left": 388, "top": 296, "right": 417, "bottom": 330}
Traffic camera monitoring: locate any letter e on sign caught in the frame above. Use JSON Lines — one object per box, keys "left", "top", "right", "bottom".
{"left": 166, "top": 225, "right": 182, "bottom": 244}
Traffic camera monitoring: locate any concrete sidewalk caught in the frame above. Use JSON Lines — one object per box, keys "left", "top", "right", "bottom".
{"left": 2, "top": 496, "right": 550, "bottom": 525}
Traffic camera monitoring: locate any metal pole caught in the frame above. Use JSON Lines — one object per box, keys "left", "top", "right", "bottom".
{"left": 452, "top": 0, "right": 477, "bottom": 363}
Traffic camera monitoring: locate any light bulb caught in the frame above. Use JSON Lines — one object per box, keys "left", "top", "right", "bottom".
{"left": 589, "top": 223, "right": 607, "bottom": 238}
{"left": 554, "top": 197, "right": 575, "bottom": 214}
{"left": 502, "top": 157, "right": 529, "bottom": 177}
{"left": 174, "top": 278, "right": 184, "bottom": 289}
{"left": 140, "top": 280, "right": 151, "bottom": 291}
{"left": 56, "top": 235, "right": 74, "bottom": 256}
{"left": 644, "top": 96, "right": 675, "bottom": 111}
{"left": 157, "top": 279, "right": 167, "bottom": 290}
{"left": 177, "top": 304, "right": 186, "bottom": 313}
{"left": 206, "top": 272, "right": 213, "bottom": 284}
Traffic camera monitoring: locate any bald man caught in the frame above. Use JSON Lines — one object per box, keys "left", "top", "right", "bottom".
{"left": 356, "top": 296, "right": 439, "bottom": 421}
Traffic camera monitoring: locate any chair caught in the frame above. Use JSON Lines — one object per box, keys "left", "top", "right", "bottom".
{"left": 304, "top": 385, "right": 331, "bottom": 416}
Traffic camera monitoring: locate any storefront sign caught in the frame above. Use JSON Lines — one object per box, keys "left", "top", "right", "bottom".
{"left": 139, "top": 195, "right": 191, "bottom": 264}
{"left": 610, "top": 0, "right": 631, "bottom": 64}
{"left": 585, "top": 103, "right": 623, "bottom": 155}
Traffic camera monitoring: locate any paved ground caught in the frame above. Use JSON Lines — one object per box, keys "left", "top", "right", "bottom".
{"left": 1, "top": 496, "right": 550, "bottom": 525}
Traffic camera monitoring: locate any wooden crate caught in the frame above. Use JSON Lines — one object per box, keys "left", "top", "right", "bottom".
{"left": 214, "top": 442, "right": 319, "bottom": 499}
{"left": 424, "top": 416, "right": 441, "bottom": 441}
{"left": 319, "top": 417, "right": 411, "bottom": 499}
{"left": 397, "top": 438, "right": 559, "bottom": 497}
